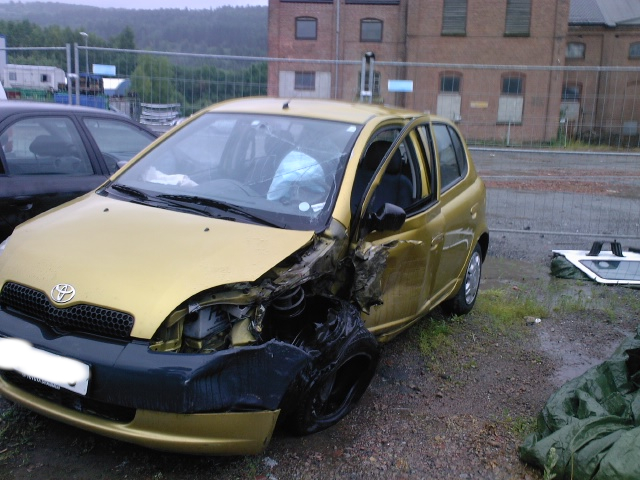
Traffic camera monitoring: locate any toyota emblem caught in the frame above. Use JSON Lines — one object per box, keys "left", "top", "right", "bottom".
{"left": 51, "top": 284, "right": 76, "bottom": 304}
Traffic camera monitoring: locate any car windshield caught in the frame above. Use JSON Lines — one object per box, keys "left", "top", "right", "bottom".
{"left": 108, "top": 112, "right": 360, "bottom": 230}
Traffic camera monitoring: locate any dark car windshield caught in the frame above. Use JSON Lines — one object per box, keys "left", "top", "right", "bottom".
{"left": 107, "top": 112, "right": 361, "bottom": 230}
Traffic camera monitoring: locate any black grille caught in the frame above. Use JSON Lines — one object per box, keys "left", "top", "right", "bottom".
{"left": 0, "top": 282, "right": 134, "bottom": 339}
{"left": 1, "top": 371, "right": 136, "bottom": 423}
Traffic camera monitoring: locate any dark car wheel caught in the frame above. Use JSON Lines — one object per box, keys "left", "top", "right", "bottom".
{"left": 289, "top": 324, "right": 379, "bottom": 435}
{"left": 442, "top": 242, "right": 483, "bottom": 315}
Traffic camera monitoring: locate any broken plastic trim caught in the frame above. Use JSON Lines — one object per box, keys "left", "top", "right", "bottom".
{"left": 552, "top": 240, "right": 640, "bottom": 286}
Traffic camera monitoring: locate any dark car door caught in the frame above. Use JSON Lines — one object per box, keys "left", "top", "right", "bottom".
{"left": 0, "top": 111, "right": 156, "bottom": 242}
{"left": 0, "top": 113, "right": 108, "bottom": 241}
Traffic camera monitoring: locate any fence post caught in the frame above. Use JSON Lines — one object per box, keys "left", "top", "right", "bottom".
{"left": 66, "top": 43, "right": 71, "bottom": 105}
{"left": 74, "top": 43, "right": 80, "bottom": 106}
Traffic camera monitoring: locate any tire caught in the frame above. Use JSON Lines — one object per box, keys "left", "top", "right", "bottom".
{"left": 442, "top": 243, "right": 483, "bottom": 315}
{"left": 288, "top": 324, "right": 379, "bottom": 436}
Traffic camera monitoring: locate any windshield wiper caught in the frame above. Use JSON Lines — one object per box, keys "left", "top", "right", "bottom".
{"left": 109, "top": 183, "right": 149, "bottom": 201}
{"left": 157, "top": 194, "right": 283, "bottom": 228}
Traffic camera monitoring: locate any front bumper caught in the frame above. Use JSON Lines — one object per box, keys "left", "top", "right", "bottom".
{"left": 0, "top": 309, "right": 312, "bottom": 454}
{"left": 0, "top": 376, "right": 280, "bottom": 455}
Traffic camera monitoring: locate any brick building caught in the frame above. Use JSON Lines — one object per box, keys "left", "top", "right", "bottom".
{"left": 268, "top": 0, "right": 571, "bottom": 142}
{"left": 268, "top": 0, "right": 640, "bottom": 143}
{"left": 564, "top": 0, "right": 640, "bottom": 139}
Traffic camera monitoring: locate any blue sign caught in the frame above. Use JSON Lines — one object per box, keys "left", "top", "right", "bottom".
{"left": 388, "top": 80, "right": 413, "bottom": 93}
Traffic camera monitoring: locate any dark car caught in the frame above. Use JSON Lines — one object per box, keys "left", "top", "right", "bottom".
{"left": 0, "top": 101, "right": 157, "bottom": 241}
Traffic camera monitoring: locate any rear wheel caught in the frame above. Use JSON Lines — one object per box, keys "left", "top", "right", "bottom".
{"left": 288, "top": 324, "right": 379, "bottom": 435}
{"left": 442, "top": 243, "right": 483, "bottom": 315}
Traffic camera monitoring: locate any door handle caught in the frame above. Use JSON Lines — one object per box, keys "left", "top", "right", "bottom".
{"left": 12, "top": 197, "right": 34, "bottom": 211}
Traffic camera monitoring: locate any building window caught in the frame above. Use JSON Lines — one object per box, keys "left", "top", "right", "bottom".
{"left": 346, "top": 0, "right": 399, "bottom": 4}
{"left": 498, "top": 73, "right": 525, "bottom": 123}
{"left": 361, "top": 19, "right": 383, "bottom": 42}
{"left": 566, "top": 42, "right": 585, "bottom": 59}
{"left": 438, "top": 74, "right": 462, "bottom": 121}
{"left": 505, "top": 0, "right": 531, "bottom": 36}
{"left": 40, "top": 74, "right": 49, "bottom": 83}
{"left": 442, "top": 0, "right": 467, "bottom": 36}
{"left": 630, "top": 43, "right": 640, "bottom": 59}
{"left": 502, "top": 75, "right": 524, "bottom": 95}
{"left": 295, "top": 71, "right": 316, "bottom": 90}
{"left": 295, "top": 17, "right": 317, "bottom": 40}
{"left": 440, "top": 74, "right": 461, "bottom": 93}
{"left": 562, "top": 84, "right": 581, "bottom": 101}
{"left": 8, "top": 72, "right": 16, "bottom": 81}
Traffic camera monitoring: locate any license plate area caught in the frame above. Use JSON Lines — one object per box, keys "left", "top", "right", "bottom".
{"left": 0, "top": 338, "right": 90, "bottom": 395}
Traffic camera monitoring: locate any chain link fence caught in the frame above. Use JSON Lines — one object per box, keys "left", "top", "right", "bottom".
{"left": 1, "top": 44, "right": 639, "bottom": 243}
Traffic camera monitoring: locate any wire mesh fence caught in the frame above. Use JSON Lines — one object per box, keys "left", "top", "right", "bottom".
{"left": 1, "top": 44, "right": 639, "bottom": 242}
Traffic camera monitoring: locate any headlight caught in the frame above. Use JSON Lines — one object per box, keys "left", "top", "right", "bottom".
{"left": 150, "top": 303, "right": 257, "bottom": 354}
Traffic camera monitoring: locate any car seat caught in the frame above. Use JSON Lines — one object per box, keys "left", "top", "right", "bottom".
{"left": 351, "top": 140, "right": 413, "bottom": 214}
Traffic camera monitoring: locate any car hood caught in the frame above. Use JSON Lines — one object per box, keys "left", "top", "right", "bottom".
{"left": 0, "top": 194, "right": 315, "bottom": 339}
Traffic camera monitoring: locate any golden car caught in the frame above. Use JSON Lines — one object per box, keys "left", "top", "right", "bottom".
{"left": 0, "top": 97, "right": 488, "bottom": 455}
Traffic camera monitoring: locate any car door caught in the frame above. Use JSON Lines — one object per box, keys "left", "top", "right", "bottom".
{"left": 0, "top": 113, "right": 108, "bottom": 241}
{"left": 351, "top": 118, "right": 445, "bottom": 341}
{"left": 429, "top": 122, "right": 481, "bottom": 300}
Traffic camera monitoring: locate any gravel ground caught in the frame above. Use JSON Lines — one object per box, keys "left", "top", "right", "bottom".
{"left": 1, "top": 251, "right": 638, "bottom": 480}
{"left": 2, "top": 150, "right": 639, "bottom": 479}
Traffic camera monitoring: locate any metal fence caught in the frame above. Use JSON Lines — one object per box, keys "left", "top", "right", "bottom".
{"left": 1, "top": 44, "right": 639, "bottom": 243}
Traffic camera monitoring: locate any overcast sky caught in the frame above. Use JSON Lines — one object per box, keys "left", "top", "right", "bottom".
{"left": 0, "top": 0, "right": 267, "bottom": 8}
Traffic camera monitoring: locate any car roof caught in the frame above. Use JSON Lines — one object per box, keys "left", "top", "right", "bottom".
{"left": 0, "top": 100, "right": 132, "bottom": 119}
{"left": 206, "top": 97, "right": 429, "bottom": 125}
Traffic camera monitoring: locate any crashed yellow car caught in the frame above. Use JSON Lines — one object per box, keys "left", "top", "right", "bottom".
{"left": 0, "top": 97, "right": 488, "bottom": 455}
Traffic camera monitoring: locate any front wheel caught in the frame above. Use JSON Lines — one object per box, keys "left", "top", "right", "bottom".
{"left": 288, "top": 324, "right": 379, "bottom": 436}
{"left": 442, "top": 243, "right": 483, "bottom": 315}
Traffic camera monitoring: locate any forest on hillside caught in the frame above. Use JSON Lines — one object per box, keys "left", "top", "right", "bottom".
{"left": 0, "top": 2, "right": 268, "bottom": 56}
{"left": 0, "top": 3, "right": 269, "bottom": 115}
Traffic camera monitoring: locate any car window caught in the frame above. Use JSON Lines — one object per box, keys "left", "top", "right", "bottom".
{"left": 416, "top": 125, "right": 435, "bottom": 193}
{"left": 83, "top": 117, "right": 156, "bottom": 174}
{"left": 352, "top": 128, "right": 423, "bottom": 216}
{"left": 1, "top": 116, "right": 93, "bottom": 176}
{"left": 111, "top": 112, "right": 360, "bottom": 231}
{"left": 433, "top": 123, "right": 468, "bottom": 191}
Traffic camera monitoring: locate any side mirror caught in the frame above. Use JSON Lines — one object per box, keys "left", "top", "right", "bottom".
{"left": 368, "top": 203, "right": 406, "bottom": 233}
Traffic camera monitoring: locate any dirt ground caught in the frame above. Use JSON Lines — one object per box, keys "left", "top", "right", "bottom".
{"left": 1, "top": 255, "right": 639, "bottom": 480}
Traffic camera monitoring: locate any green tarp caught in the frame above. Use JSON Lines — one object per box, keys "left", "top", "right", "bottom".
{"left": 520, "top": 325, "right": 640, "bottom": 479}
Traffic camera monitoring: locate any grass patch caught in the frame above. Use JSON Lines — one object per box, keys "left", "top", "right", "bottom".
{"left": 499, "top": 410, "right": 537, "bottom": 440}
{"left": 471, "top": 288, "right": 548, "bottom": 335}
{"left": 418, "top": 287, "right": 548, "bottom": 363}
{"left": 419, "top": 318, "right": 456, "bottom": 360}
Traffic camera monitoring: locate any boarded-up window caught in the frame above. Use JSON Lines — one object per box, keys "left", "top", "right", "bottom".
{"left": 442, "top": 0, "right": 467, "bottom": 35}
{"left": 505, "top": 0, "right": 530, "bottom": 36}
{"left": 498, "top": 73, "right": 524, "bottom": 123}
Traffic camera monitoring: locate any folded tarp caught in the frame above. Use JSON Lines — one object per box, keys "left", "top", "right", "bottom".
{"left": 520, "top": 325, "right": 640, "bottom": 479}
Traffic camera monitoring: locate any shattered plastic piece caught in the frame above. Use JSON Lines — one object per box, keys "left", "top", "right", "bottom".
{"left": 552, "top": 241, "right": 640, "bottom": 286}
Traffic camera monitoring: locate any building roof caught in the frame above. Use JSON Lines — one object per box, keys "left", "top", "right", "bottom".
{"left": 570, "top": 0, "right": 640, "bottom": 26}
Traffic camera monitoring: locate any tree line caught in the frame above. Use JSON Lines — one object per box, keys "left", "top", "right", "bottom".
{"left": 0, "top": 4, "right": 268, "bottom": 112}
